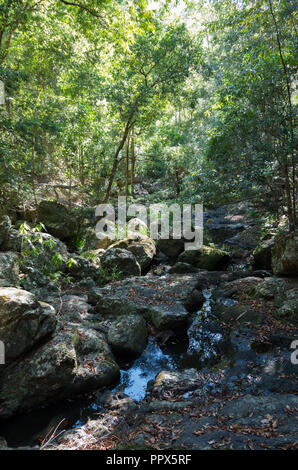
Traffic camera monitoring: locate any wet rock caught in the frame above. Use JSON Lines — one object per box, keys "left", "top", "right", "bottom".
{"left": 37, "top": 200, "right": 79, "bottom": 241}
{"left": 0, "top": 325, "right": 119, "bottom": 418}
{"left": 152, "top": 369, "right": 201, "bottom": 398}
{"left": 100, "top": 248, "right": 141, "bottom": 278}
{"left": 178, "top": 246, "right": 230, "bottom": 271}
{"left": 108, "top": 315, "right": 147, "bottom": 357}
{"left": 0, "top": 252, "right": 19, "bottom": 287}
{"left": 184, "top": 289, "right": 205, "bottom": 313}
{"left": 98, "top": 391, "right": 138, "bottom": 411}
{"left": 272, "top": 231, "right": 298, "bottom": 276}
{"left": 0, "top": 287, "right": 56, "bottom": 364}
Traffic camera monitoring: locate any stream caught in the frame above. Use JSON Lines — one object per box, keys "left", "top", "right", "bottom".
{"left": 0, "top": 290, "right": 217, "bottom": 448}
{"left": 0, "top": 279, "right": 289, "bottom": 448}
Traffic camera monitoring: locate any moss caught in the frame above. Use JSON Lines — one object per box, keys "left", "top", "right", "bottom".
{"left": 197, "top": 246, "right": 230, "bottom": 270}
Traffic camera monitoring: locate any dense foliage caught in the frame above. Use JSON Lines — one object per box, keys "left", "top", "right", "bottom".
{"left": 0, "top": 0, "right": 296, "bottom": 228}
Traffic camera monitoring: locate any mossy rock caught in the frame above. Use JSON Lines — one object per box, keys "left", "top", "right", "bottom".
{"left": 178, "top": 245, "right": 230, "bottom": 271}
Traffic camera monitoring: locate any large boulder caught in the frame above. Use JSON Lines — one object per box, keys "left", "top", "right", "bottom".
{"left": 272, "top": 231, "right": 298, "bottom": 276}
{"left": 108, "top": 235, "right": 156, "bottom": 271}
{"left": 0, "top": 287, "right": 56, "bottom": 364}
{"left": 0, "top": 324, "right": 119, "bottom": 418}
{"left": 20, "top": 232, "right": 69, "bottom": 275}
{"left": 0, "top": 252, "right": 19, "bottom": 287}
{"left": 37, "top": 200, "right": 78, "bottom": 241}
{"left": 0, "top": 220, "right": 69, "bottom": 276}
{"left": 100, "top": 248, "right": 141, "bottom": 278}
{"left": 178, "top": 245, "right": 230, "bottom": 270}
{"left": 88, "top": 275, "right": 202, "bottom": 331}
{"left": 108, "top": 315, "right": 147, "bottom": 357}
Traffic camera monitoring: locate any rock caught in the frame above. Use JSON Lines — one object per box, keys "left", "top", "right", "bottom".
{"left": 89, "top": 275, "right": 201, "bottom": 331}
{"left": 108, "top": 235, "right": 156, "bottom": 271}
{"left": 184, "top": 289, "right": 205, "bottom": 312}
{"left": 219, "top": 394, "right": 298, "bottom": 424}
{"left": 108, "top": 315, "right": 147, "bottom": 357}
{"left": 97, "top": 391, "right": 138, "bottom": 411}
{"left": 152, "top": 369, "right": 201, "bottom": 398}
{"left": 213, "top": 302, "right": 264, "bottom": 325}
{"left": 178, "top": 246, "right": 230, "bottom": 270}
{"left": 66, "top": 254, "right": 103, "bottom": 282}
{"left": 0, "top": 252, "right": 19, "bottom": 286}
{"left": 150, "top": 302, "right": 190, "bottom": 330}
{"left": 100, "top": 248, "right": 141, "bottom": 278}
{"left": 0, "top": 436, "right": 7, "bottom": 449}
{"left": 156, "top": 238, "right": 185, "bottom": 259}
{"left": 253, "top": 238, "right": 274, "bottom": 269}
{"left": 225, "top": 224, "right": 263, "bottom": 249}
{"left": 168, "top": 262, "right": 199, "bottom": 274}
{"left": 276, "top": 298, "right": 298, "bottom": 324}
{"left": 43, "top": 293, "right": 94, "bottom": 323}
{"left": 1, "top": 225, "right": 69, "bottom": 279}
{"left": 85, "top": 224, "right": 115, "bottom": 250}
{"left": 272, "top": 231, "right": 298, "bottom": 276}
{"left": 214, "top": 276, "right": 263, "bottom": 299}
{"left": 254, "top": 277, "right": 287, "bottom": 300}
{"left": 0, "top": 287, "right": 56, "bottom": 364}
{"left": 0, "top": 325, "right": 119, "bottom": 418}
{"left": 0, "top": 216, "right": 13, "bottom": 251}
{"left": 37, "top": 200, "right": 78, "bottom": 241}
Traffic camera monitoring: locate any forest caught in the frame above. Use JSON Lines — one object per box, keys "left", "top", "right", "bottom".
{"left": 0, "top": 0, "right": 297, "bottom": 453}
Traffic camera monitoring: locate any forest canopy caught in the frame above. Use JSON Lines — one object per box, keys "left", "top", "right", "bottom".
{"left": 0, "top": 0, "right": 297, "bottom": 228}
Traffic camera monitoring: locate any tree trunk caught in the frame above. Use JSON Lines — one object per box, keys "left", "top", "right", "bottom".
{"left": 125, "top": 135, "right": 130, "bottom": 196}
{"left": 130, "top": 129, "right": 135, "bottom": 198}
{"left": 103, "top": 120, "right": 133, "bottom": 203}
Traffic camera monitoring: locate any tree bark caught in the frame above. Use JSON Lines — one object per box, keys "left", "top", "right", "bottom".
{"left": 125, "top": 135, "right": 130, "bottom": 196}
{"left": 103, "top": 120, "right": 133, "bottom": 203}
{"left": 130, "top": 129, "right": 135, "bottom": 198}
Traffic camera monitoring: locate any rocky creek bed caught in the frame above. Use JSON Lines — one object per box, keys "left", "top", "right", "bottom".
{"left": 0, "top": 202, "right": 297, "bottom": 450}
